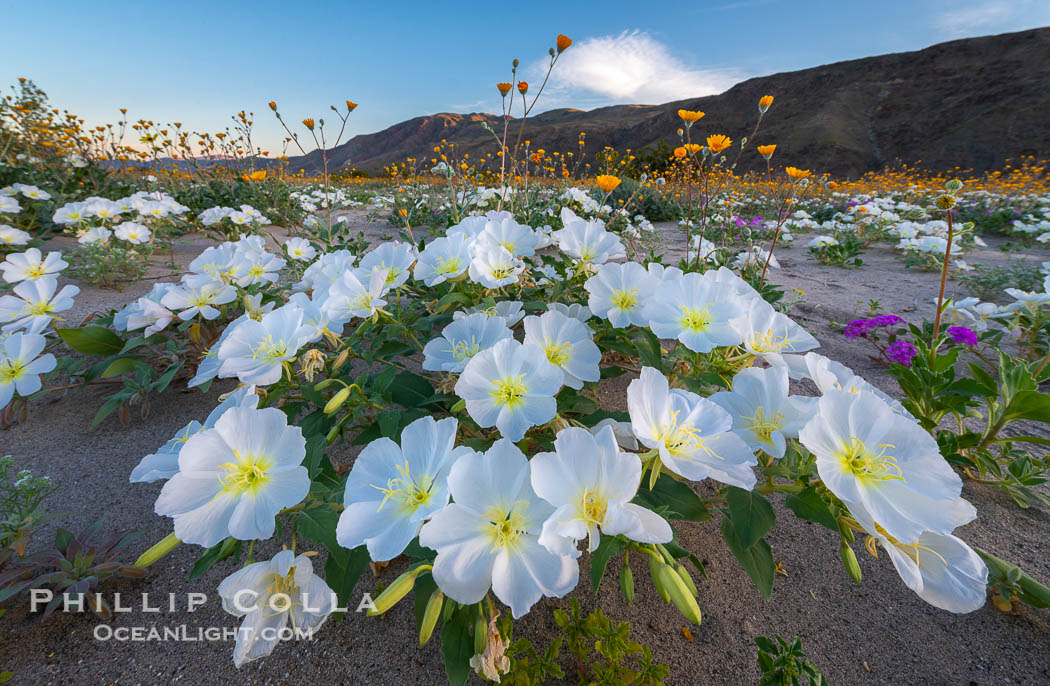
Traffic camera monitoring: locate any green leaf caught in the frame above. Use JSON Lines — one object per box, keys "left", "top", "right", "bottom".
{"left": 295, "top": 504, "right": 342, "bottom": 552}
{"left": 440, "top": 609, "right": 475, "bottom": 686}
{"left": 633, "top": 473, "right": 711, "bottom": 522}
{"left": 325, "top": 545, "right": 370, "bottom": 616}
{"left": 725, "top": 487, "right": 775, "bottom": 549}
{"left": 720, "top": 516, "right": 775, "bottom": 600}
{"left": 784, "top": 487, "right": 839, "bottom": 531}
{"left": 56, "top": 326, "right": 124, "bottom": 355}
{"left": 100, "top": 357, "right": 137, "bottom": 378}
{"left": 189, "top": 538, "right": 242, "bottom": 581}
{"left": 589, "top": 536, "right": 623, "bottom": 593}
{"left": 390, "top": 371, "right": 434, "bottom": 408}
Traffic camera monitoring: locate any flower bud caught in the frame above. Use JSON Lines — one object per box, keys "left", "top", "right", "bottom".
{"left": 649, "top": 555, "right": 671, "bottom": 603}
{"left": 368, "top": 569, "right": 418, "bottom": 616}
{"left": 134, "top": 532, "right": 181, "bottom": 568}
{"left": 840, "top": 541, "right": 862, "bottom": 583}
{"left": 946, "top": 178, "right": 963, "bottom": 193}
{"left": 620, "top": 563, "right": 635, "bottom": 603}
{"left": 474, "top": 615, "right": 488, "bottom": 655}
{"left": 324, "top": 387, "right": 352, "bottom": 414}
{"left": 419, "top": 589, "right": 444, "bottom": 646}
{"left": 674, "top": 562, "right": 699, "bottom": 597}
{"left": 655, "top": 561, "right": 703, "bottom": 625}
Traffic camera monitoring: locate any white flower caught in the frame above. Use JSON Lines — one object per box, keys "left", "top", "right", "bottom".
{"left": 85, "top": 198, "right": 122, "bottom": 220}
{"left": 131, "top": 386, "right": 259, "bottom": 483}
{"left": 217, "top": 549, "right": 335, "bottom": 667}
{"left": 468, "top": 244, "right": 524, "bottom": 288}
{"left": 0, "top": 249, "right": 68, "bottom": 283}
{"left": 0, "top": 196, "right": 22, "bottom": 215}
{"left": 414, "top": 234, "right": 471, "bottom": 286}
{"left": 235, "top": 251, "right": 285, "bottom": 287}
{"left": 423, "top": 312, "right": 512, "bottom": 373}
{"left": 284, "top": 237, "right": 317, "bottom": 262}
{"left": 627, "top": 367, "right": 757, "bottom": 488}
{"left": 799, "top": 390, "right": 975, "bottom": 542}
{"left": 548, "top": 302, "right": 592, "bottom": 323}
{"left": 358, "top": 241, "right": 415, "bottom": 289}
{"left": 807, "top": 235, "right": 838, "bottom": 248}
{"left": 456, "top": 300, "right": 525, "bottom": 327}
{"left": 78, "top": 226, "right": 112, "bottom": 245}
{"left": 709, "top": 367, "right": 814, "bottom": 459}
{"left": 0, "top": 225, "right": 30, "bottom": 246}
{"left": 1004, "top": 287, "right": 1050, "bottom": 311}
{"left": 418, "top": 439, "right": 579, "bottom": 618}
{"left": 552, "top": 209, "right": 625, "bottom": 265}
{"left": 454, "top": 338, "right": 563, "bottom": 441}
{"left": 337, "top": 417, "right": 472, "bottom": 561}
{"left": 531, "top": 426, "right": 672, "bottom": 557}
{"left": 216, "top": 305, "right": 312, "bottom": 386}
{"left": 736, "top": 298, "right": 819, "bottom": 358}
{"left": 113, "top": 221, "right": 151, "bottom": 244}
{"left": 522, "top": 309, "right": 600, "bottom": 390}
{"left": 585, "top": 262, "right": 656, "bottom": 328}
{"left": 161, "top": 276, "right": 237, "bottom": 321}
{"left": 321, "top": 268, "right": 390, "bottom": 327}
{"left": 590, "top": 418, "right": 639, "bottom": 450}
{"left": 474, "top": 216, "right": 538, "bottom": 257}
{"left": 154, "top": 406, "right": 309, "bottom": 547}
{"left": 0, "top": 276, "right": 79, "bottom": 334}
{"left": 0, "top": 332, "right": 57, "bottom": 410}
{"left": 850, "top": 507, "right": 986, "bottom": 613}
{"left": 644, "top": 272, "right": 745, "bottom": 353}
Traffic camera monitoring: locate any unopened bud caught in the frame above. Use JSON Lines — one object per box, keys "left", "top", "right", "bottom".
{"left": 419, "top": 590, "right": 444, "bottom": 646}
{"left": 324, "top": 387, "right": 351, "bottom": 414}
{"left": 620, "top": 563, "right": 635, "bottom": 603}
{"left": 135, "top": 532, "right": 181, "bottom": 568}
{"left": 655, "top": 561, "right": 702, "bottom": 625}
{"left": 368, "top": 569, "right": 419, "bottom": 616}
{"left": 840, "top": 542, "right": 862, "bottom": 583}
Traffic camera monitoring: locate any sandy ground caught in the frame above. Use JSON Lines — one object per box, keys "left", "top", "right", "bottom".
{"left": 2, "top": 213, "right": 1049, "bottom": 685}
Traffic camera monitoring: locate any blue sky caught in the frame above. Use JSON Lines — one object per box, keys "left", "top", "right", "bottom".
{"left": 2, "top": 0, "right": 1047, "bottom": 152}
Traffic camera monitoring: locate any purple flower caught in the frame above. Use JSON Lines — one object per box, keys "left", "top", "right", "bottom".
{"left": 868, "top": 314, "right": 904, "bottom": 328}
{"left": 844, "top": 319, "right": 872, "bottom": 339}
{"left": 947, "top": 326, "right": 978, "bottom": 346}
{"left": 886, "top": 340, "right": 918, "bottom": 366}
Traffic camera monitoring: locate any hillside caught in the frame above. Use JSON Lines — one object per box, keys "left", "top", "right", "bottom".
{"left": 285, "top": 27, "right": 1050, "bottom": 178}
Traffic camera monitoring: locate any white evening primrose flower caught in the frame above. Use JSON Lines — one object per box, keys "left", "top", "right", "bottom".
{"left": 418, "top": 439, "right": 578, "bottom": 618}
{"left": 0, "top": 225, "right": 30, "bottom": 246}
{"left": 522, "top": 309, "right": 601, "bottom": 390}
{"left": 77, "top": 226, "right": 111, "bottom": 245}
{"left": 423, "top": 312, "right": 512, "bottom": 373}
{"left": 216, "top": 305, "right": 312, "bottom": 386}
{"left": 850, "top": 507, "right": 987, "bottom": 613}
{"left": 113, "top": 221, "right": 151, "bottom": 244}
{"left": 358, "top": 241, "right": 416, "bottom": 289}
{"left": 736, "top": 298, "right": 819, "bottom": 358}
{"left": 0, "top": 196, "right": 21, "bottom": 215}
{"left": 474, "top": 216, "right": 538, "bottom": 257}
{"left": 454, "top": 338, "right": 563, "bottom": 442}
{"left": 161, "top": 275, "right": 237, "bottom": 321}
{"left": 585, "top": 261, "right": 656, "bottom": 328}
{"left": 0, "top": 332, "right": 57, "bottom": 410}
{"left": 709, "top": 366, "right": 815, "bottom": 459}
{"left": 321, "top": 267, "right": 390, "bottom": 328}
{"left": 131, "top": 386, "right": 259, "bottom": 483}
{"left": 217, "top": 549, "right": 335, "bottom": 667}
{"left": 235, "top": 251, "right": 286, "bottom": 287}
{"left": 154, "top": 406, "right": 309, "bottom": 547}
{"left": 646, "top": 262, "right": 684, "bottom": 285}
{"left": 337, "top": 416, "right": 472, "bottom": 562}
{"left": 468, "top": 244, "right": 524, "bottom": 288}
{"left": 806, "top": 235, "right": 838, "bottom": 248}
{"left": 0, "top": 276, "right": 80, "bottom": 334}
{"left": 590, "top": 418, "right": 639, "bottom": 451}
{"left": 284, "top": 237, "right": 317, "bottom": 262}
{"left": 644, "top": 271, "right": 745, "bottom": 353}
{"left": 1004, "top": 287, "right": 1050, "bottom": 312}
{"left": 798, "top": 390, "right": 975, "bottom": 542}
{"left": 551, "top": 211, "right": 625, "bottom": 266}
{"left": 0, "top": 248, "right": 68, "bottom": 283}
{"left": 548, "top": 302, "right": 592, "bottom": 323}
{"left": 627, "top": 367, "right": 757, "bottom": 488}
{"left": 414, "top": 233, "right": 471, "bottom": 286}
{"left": 531, "top": 426, "right": 672, "bottom": 557}
{"left": 456, "top": 300, "right": 525, "bottom": 327}
{"left": 85, "top": 198, "right": 121, "bottom": 220}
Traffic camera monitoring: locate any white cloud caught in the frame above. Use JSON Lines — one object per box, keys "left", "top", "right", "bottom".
{"left": 935, "top": 0, "right": 1050, "bottom": 38}
{"left": 532, "top": 30, "right": 745, "bottom": 107}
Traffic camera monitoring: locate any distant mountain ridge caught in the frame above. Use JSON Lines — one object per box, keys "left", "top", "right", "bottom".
{"left": 284, "top": 27, "right": 1050, "bottom": 178}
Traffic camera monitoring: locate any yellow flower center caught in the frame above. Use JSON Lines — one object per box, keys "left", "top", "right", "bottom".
{"left": 0, "top": 359, "right": 26, "bottom": 385}
{"left": 449, "top": 337, "right": 482, "bottom": 362}
{"left": 435, "top": 256, "right": 463, "bottom": 275}
{"left": 24, "top": 264, "right": 47, "bottom": 278}
{"left": 678, "top": 305, "right": 712, "bottom": 332}
{"left": 542, "top": 338, "right": 573, "bottom": 367}
{"left": 837, "top": 437, "right": 904, "bottom": 483}
{"left": 741, "top": 406, "right": 784, "bottom": 444}
{"left": 250, "top": 335, "right": 290, "bottom": 363}
{"left": 26, "top": 301, "right": 54, "bottom": 316}
{"left": 748, "top": 327, "right": 788, "bottom": 353}
{"left": 218, "top": 451, "right": 271, "bottom": 493}
{"left": 491, "top": 374, "right": 528, "bottom": 408}
{"left": 580, "top": 490, "right": 608, "bottom": 526}
{"left": 490, "top": 265, "right": 516, "bottom": 281}
{"left": 661, "top": 409, "right": 720, "bottom": 459}
{"left": 611, "top": 288, "right": 639, "bottom": 311}
{"left": 484, "top": 503, "right": 529, "bottom": 548}
{"left": 249, "top": 265, "right": 266, "bottom": 278}
{"left": 373, "top": 460, "right": 434, "bottom": 513}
